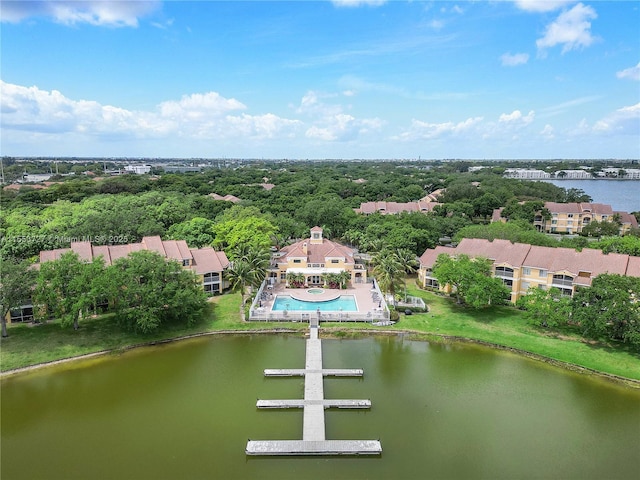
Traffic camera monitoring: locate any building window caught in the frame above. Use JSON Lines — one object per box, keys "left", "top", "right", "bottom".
{"left": 182, "top": 259, "right": 190, "bottom": 266}
{"left": 521, "top": 281, "right": 530, "bottom": 291}
{"left": 539, "top": 269, "right": 547, "bottom": 277}
{"left": 280, "top": 272, "right": 287, "bottom": 280}
{"left": 331, "top": 259, "right": 339, "bottom": 264}
{"left": 293, "top": 259, "right": 301, "bottom": 264}
{"left": 567, "top": 214, "right": 573, "bottom": 218}
{"left": 523, "top": 267, "right": 531, "bottom": 276}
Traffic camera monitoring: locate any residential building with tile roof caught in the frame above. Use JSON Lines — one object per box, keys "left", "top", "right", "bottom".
{"left": 37, "top": 236, "right": 230, "bottom": 295}
{"left": 491, "top": 201, "right": 637, "bottom": 236}
{"left": 418, "top": 238, "right": 640, "bottom": 302}
{"left": 270, "top": 227, "right": 366, "bottom": 286}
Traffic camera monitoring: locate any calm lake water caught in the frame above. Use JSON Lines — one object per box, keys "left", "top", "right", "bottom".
{"left": 544, "top": 179, "right": 640, "bottom": 212}
{"left": 2, "top": 334, "right": 640, "bottom": 480}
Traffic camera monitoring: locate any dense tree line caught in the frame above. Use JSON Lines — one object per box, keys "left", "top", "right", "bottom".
{"left": 517, "top": 275, "right": 640, "bottom": 350}
{"left": 32, "top": 251, "right": 207, "bottom": 334}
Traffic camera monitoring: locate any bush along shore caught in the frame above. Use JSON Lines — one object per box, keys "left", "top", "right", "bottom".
{"left": 2, "top": 289, "right": 639, "bottom": 388}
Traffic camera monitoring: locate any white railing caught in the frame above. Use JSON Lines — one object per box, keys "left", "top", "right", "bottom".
{"left": 249, "top": 309, "right": 389, "bottom": 323}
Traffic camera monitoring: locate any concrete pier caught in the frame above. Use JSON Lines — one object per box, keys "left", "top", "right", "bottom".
{"left": 246, "top": 325, "right": 382, "bottom": 456}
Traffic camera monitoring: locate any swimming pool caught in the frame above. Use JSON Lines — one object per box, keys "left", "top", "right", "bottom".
{"left": 272, "top": 295, "right": 358, "bottom": 312}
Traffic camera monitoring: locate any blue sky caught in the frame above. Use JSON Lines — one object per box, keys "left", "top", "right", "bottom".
{"left": 1, "top": 0, "right": 638, "bottom": 159}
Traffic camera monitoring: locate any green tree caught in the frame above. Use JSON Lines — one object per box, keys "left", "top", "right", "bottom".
{"left": 34, "top": 252, "right": 105, "bottom": 330}
{"left": 516, "top": 286, "right": 571, "bottom": 328}
{"left": 212, "top": 207, "right": 277, "bottom": 254}
{"left": 432, "top": 254, "right": 509, "bottom": 307}
{"left": 108, "top": 250, "right": 207, "bottom": 333}
{"left": 572, "top": 274, "right": 640, "bottom": 348}
{"left": 167, "top": 217, "right": 216, "bottom": 248}
{"left": 579, "top": 220, "right": 620, "bottom": 238}
{"left": 372, "top": 250, "right": 405, "bottom": 304}
{"left": 0, "top": 256, "right": 37, "bottom": 337}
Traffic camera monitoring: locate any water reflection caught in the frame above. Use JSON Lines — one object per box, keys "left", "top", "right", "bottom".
{"left": 2, "top": 335, "right": 639, "bottom": 480}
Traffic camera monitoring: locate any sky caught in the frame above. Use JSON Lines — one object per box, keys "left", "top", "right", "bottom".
{"left": 1, "top": 0, "right": 639, "bottom": 160}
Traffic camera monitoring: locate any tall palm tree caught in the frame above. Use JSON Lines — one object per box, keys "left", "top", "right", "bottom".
{"left": 371, "top": 250, "right": 404, "bottom": 305}
{"left": 394, "top": 248, "right": 419, "bottom": 302}
{"left": 240, "top": 245, "right": 270, "bottom": 288}
{"left": 227, "top": 260, "right": 254, "bottom": 306}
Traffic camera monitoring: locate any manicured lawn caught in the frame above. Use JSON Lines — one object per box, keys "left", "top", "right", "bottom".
{"left": 0, "top": 294, "right": 306, "bottom": 372}
{"left": 2, "top": 285, "right": 639, "bottom": 383}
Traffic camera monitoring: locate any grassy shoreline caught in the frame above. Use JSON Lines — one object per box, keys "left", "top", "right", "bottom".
{"left": 2, "top": 285, "right": 639, "bottom": 386}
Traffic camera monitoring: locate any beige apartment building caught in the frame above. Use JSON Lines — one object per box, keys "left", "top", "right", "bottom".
{"left": 418, "top": 238, "right": 640, "bottom": 303}
{"left": 269, "top": 227, "right": 367, "bottom": 286}
{"left": 534, "top": 202, "right": 638, "bottom": 235}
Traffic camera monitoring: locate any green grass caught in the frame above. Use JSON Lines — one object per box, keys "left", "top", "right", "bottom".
{"left": 2, "top": 287, "right": 639, "bottom": 383}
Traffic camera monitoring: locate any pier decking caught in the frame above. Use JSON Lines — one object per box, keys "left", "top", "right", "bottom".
{"left": 246, "top": 325, "right": 382, "bottom": 456}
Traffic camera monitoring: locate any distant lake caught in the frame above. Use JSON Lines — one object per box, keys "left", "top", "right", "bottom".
{"left": 544, "top": 179, "right": 640, "bottom": 212}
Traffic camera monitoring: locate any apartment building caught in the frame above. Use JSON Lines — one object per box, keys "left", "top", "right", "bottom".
{"left": 418, "top": 238, "right": 640, "bottom": 303}
{"left": 37, "top": 236, "right": 230, "bottom": 296}
{"left": 533, "top": 202, "right": 638, "bottom": 235}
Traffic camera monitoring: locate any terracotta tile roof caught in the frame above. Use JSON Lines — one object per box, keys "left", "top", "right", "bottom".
{"left": 190, "top": 247, "right": 229, "bottom": 274}
{"left": 626, "top": 256, "right": 640, "bottom": 277}
{"left": 39, "top": 247, "right": 72, "bottom": 263}
{"left": 419, "top": 238, "right": 640, "bottom": 282}
{"left": 356, "top": 201, "right": 441, "bottom": 214}
{"left": 162, "top": 240, "right": 193, "bottom": 262}
{"left": 279, "top": 237, "right": 355, "bottom": 265}
{"left": 616, "top": 211, "right": 639, "bottom": 227}
{"left": 39, "top": 238, "right": 227, "bottom": 276}
{"left": 142, "top": 236, "right": 166, "bottom": 256}
{"left": 72, "top": 241, "right": 93, "bottom": 262}
{"left": 92, "top": 245, "right": 111, "bottom": 265}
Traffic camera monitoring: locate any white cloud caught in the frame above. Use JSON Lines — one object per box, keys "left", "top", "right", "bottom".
{"left": 0, "top": 81, "right": 301, "bottom": 141}
{"left": 500, "top": 52, "right": 530, "bottom": 66}
{"left": 159, "top": 92, "right": 246, "bottom": 120}
{"left": 331, "top": 0, "right": 387, "bottom": 7}
{"left": 499, "top": 110, "right": 535, "bottom": 125}
{"left": 616, "top": 62, "right": 640, "bottom": 81}
{"left": 513, "top": 1, "right": 575, "bottom": 13}
{"left": 298, "top": 91, "right": 382, "bottom": 142}
{"left": 536, "top": 3, "right": 598, "bottom": 54}
{"left": 592, "top": 103, "right": 640, "bottom": 135}
{"left": 540, "top": 124, "right": 555, "bottom": 139}
{"left": 0, "top": 1, "right": 160, "bottom": 27}
{"left": 396, "top": 117, "right": 483, "bottom": 141}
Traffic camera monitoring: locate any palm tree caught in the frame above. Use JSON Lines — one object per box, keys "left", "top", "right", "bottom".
{"left": 371, "top": 250, "right": 404, "bottom": 305}
{"left": 239, "top": 245, "right": 270, "bottom": 288}
{"left": 226, "top": 260, "right": 254, "bottom": 306}
{"left": 338, "top": 270, "right": 351, "bottom": 289}
{"left": 394, "top": 248, "right": 419, "bottom": 302}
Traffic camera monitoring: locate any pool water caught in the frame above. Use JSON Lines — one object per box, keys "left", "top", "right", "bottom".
{"left": 272, "top": 295, "right": 357, "bottom": 312}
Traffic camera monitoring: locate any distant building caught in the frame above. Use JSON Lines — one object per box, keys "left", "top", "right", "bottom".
{"left": 208, "top": 193, "right": 241, "bottom": 203}
{"left": 355, "top": 200, "right": 441, "bottom": 215}
{"left": 163, "top": 166, "right": 202, "bottom": 173}
{"left": 503, "top": 169, "right": 550, "bottom": 179}
{"left": 492, "top": 202, "right": 637, "bottom": 236}
{"left": 124, "top": 165, "right": 152, "bottom": 174}
{"left": 355, "top": 192, "right": 443, "bottom": 215}
{"left": 418, "top": 238, "right": 640, "bottom": 303}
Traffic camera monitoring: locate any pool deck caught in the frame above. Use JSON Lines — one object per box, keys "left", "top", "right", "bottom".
{"left": 261, "top": 282, "right": 384, "bottom": 314}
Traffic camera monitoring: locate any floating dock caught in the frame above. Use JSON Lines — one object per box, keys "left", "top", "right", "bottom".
{"left": 246, "top": 325, "right": 382, "bottom": 456}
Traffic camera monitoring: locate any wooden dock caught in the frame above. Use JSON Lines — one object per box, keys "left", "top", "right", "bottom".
{"left": 246, "top": 325, "right": 382, "bottom": 456}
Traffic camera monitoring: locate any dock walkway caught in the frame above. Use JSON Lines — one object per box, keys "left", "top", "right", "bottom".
{"left": 246, "top": 325, "right": 382, "bottom": 456}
